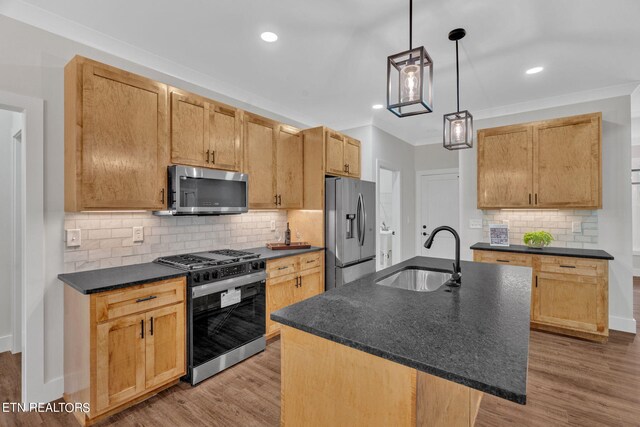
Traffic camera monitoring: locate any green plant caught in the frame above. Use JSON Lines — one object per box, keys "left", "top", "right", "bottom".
{"left": 523, "top": 231, "right": 554, "bottom": 247}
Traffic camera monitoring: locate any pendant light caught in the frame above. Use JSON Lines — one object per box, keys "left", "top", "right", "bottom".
{"left": 443, "top": 28, "right": 473, "bottom": 150}
{"left": 387, "top": 0, "right": 433, "bottom": 117}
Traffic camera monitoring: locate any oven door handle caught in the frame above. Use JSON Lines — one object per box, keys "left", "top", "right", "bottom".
{"left": 191, "top": 271, "right": 267, "bottom": 299}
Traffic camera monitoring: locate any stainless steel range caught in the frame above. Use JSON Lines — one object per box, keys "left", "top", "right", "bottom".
{"left": 155, "top": 249, "right": 266, "bottom": 385}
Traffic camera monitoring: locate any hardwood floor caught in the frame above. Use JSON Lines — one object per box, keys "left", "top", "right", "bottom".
{"left": 1, "top": 282, "right": 639, "bottom": 427}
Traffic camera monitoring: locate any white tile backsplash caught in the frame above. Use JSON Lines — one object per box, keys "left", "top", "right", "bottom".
{"left": 482, "top": 209, "right": 598, "bottom": 248}
{"left": 64, "top": 211, "right": 287, "bottom": 273}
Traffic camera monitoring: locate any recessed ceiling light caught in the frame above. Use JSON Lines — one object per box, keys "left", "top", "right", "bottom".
{"left": 260, "top": 32, "right": 278, "bottom": 43}
{"left": 372, "top": 104, "right": 384, "bottom": 110}
{"left": 526, "top": 66, "right": 544, "bottom": 75}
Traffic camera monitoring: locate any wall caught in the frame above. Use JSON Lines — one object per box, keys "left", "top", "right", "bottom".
{"left": 342, "top": 125, "right": 417, "bottom": 262}
{"left": 0, "top": 15, "right": 312, "bottom": 394}
{"left": 414, "top": 143, "right": 459, "bottom": 172}
{"left": 0, "top": 109, "right": 19, "bottom": 352}
{"left": 460, "top": 96, "right": 636, "bottom": 333}
{"left": 483, "top": 210, "right": 598, "bottom": 248}
{"left": 63, "top": 211, "right": 286, "bottom": 272}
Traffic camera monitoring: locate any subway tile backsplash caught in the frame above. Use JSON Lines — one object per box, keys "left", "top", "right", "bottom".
{"left": 482, "top": 209, "right": 598, "bottom": 249}
{"left": 63, "top": 211, "right": 288, "bottom": 273}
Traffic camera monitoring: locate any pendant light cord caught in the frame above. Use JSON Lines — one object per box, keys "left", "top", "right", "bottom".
{"left": 409, "top": 0, "right": 413, "bottom": 50}
{"left": 456, "top": 39, "right": 460, "bottom": 112}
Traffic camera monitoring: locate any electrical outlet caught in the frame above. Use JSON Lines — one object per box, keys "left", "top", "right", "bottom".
{"left": 66, "top": 229, "right": 81, "bottom": 247}
{"left": 133, "top": 226, "right": 144, "bottom": 243}
{"left": 572, "top": 221, "right": 582, "bottom": 233}
{"left": 270, "top": 220, "right": 276, "bottom": 231}
{"left": 469, "top": 219, "right": 483, "bottom": 229}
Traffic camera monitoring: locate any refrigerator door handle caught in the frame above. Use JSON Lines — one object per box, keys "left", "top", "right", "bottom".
{"left": 356, "top": 193, "right": 364, "bottom": 246}
{"left": 360, "top": 192, "right": 367, "bottom": 246}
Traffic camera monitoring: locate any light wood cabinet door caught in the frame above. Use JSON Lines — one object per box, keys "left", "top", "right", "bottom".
{"left": 477, "top": 125, "right": 533, "bottom": 209}
{"left": 266, "top": 276, "right": 296, "bottom": 336}
{"left": 276, "top": 125, "right": 304, "bottom": 209}
{"left": 208, "top": 102, "right": 242, "bottom": 171}
{"left": 170, "top": 91, "right": 207, "bottom": 167}
{"left": 344, "top": 137, "right": 361, "bottom": 178}
{"left": 326, "top": 130, "right": 346, "bottom": 176}
{"left": 145, "top": 303, "right": 186, "bottom": 389}
{"left": 80, "top": 62, "right": 168, "bottom": 210}
{"left": 295, "top": 268, "right": 323, "bottom": 302}
{"left": 244, "top": 113, "right": 277, "bottom": 208}
{"left": 533, "top": 113, "right": 601, "bottom": 208}
{"left": 95, "top": 313, "right": 146, "bottom": 413}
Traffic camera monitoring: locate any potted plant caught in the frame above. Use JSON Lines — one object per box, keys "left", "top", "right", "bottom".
{"left": 523, "top": 231, "right": 554, "bottom": 249}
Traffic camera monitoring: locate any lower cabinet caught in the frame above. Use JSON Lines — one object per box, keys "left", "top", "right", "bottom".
{"left": 473, "top": 250, "right": 608, "bottom": 342}
{"left": 64, "top": 277, "right": 186, "bottom": 426}
{"left": 266, "top": 252, "right": 324, "bottom": 338}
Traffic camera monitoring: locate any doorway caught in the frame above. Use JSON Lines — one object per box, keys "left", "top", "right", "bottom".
{"left": 376, "top": 161, "right": 401, "bottom": 270}
{"left": 12, "top": 128, "right": 23, "bottom": 355}
{"left": 416, "top": 169, "right": 460, "bottom": 259}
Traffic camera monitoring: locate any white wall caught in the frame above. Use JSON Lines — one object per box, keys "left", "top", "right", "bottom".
{"left": 0, "top": 15, "right": 313, "bottom": 396}
{"left": 342, "top": 125, "right": 417, "bottom": 262}
{"left": 0, "top": 109, "right": 19, "bottom": 352}
{"left": 460, "top": 96, "right": 636, "bottom": 333}
{"left": 414, "top": 143, "right": 459, "bottom": 172}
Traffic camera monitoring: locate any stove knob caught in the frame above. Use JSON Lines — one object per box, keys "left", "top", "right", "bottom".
{"left": 192, "top": 273, "right": 200, "bottom": 283}
{"left": 211, "top": 270, "right": 219, "bottom": 279}
{"left": 251, "top": 262, "right": 259, "bottom": 270}
{"left": 202, "top": 272, "right": 210, "bottom": 281}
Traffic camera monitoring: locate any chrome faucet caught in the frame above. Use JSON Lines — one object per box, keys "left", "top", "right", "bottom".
{"left": 423, "top": 226, "right": 462, "bottom": 287}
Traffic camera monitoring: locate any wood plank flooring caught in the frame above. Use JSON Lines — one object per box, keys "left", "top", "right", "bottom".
{"left": 1, "top": 282, "right": 639, "bottom": 427}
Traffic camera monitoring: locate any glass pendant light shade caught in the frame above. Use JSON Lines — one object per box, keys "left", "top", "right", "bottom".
{"left": 443, "top": 110, "right": 473, "bottom": 149}
{"left": 387, "top": 46, "right": 434, "bottom": 117}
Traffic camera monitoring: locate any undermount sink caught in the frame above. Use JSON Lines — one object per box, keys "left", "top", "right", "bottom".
{"left": 376, "top": 268, "right": 452, "bottom": 292}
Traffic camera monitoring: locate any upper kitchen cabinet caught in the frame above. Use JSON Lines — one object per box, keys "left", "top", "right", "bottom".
{"left": 170, "top": 88, "right": 242, "bottom": 171}
{"left": 244, "top": 113, "right": 303, "bottom": 209}
{"left": 477, "top": 112, "right": 602, "bottom": 209}
{"left": 65, "top": 56, "right": 169, "bottom": 211}
{"left": 344, "top": 137, "right": 361, "bottom": 178}
{"left": 324, "top": 129, "right": 361, "bottom": 178}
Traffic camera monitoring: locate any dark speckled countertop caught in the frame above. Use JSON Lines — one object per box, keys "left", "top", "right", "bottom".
{"left": 59, "top": 246, "right": 324, "bottom": 294}
{"left": 271, "top": 256, "right": 531, "bottom": 404}
{"left": 471, "top": 242, "right": 613, "bottom": 260}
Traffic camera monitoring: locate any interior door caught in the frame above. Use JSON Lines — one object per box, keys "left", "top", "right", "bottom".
{"left": 244, "top": 113, "right": 277, "bottom": 208}
{"left": 208, "top": 102, "right": 241, "bottom": 171}
{"left": 419, "top": 173, "right": 459, "bottom": 260}
{"left": 95, "top": 313, "right": 146, "bottom": 413}
{"left": 145, "top": 303, "right": 186, "bottom": 389}
{"left": 477, "top": 125, "right": 533, "bottom": 208}
{"left": 276, "top": 125, "right": 304, "bottom": 208}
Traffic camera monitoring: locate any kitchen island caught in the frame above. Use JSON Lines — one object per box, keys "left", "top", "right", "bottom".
{"left": 271, "top": 256, "right": 531, "bottom": 426}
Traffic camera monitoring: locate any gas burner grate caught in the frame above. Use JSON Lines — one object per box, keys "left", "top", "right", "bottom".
{"left": 208, "top": 249, "right": 257, "bottom": 258}
{"left": 155, "top": 254, "right": 215, "bottom": 270}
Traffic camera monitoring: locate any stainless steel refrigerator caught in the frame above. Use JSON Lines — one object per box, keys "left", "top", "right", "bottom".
{"left": 325, "top": 177, "right": 376, "bottom": 290}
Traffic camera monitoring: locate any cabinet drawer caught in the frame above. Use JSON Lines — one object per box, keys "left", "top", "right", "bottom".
{"left": 537, "top": 256, "right": 606, "bottom": 278}
{"left": 473, "top": 250, "right": 532, "bottom": 267}
{"left": 95, "top": 278, "right": 186, "bottom": 323}
{"left": 267, "top": 256, "right": 299, "bottom": 279}
{"left": 299, "top": 252, "right": 322, "bottom": 271}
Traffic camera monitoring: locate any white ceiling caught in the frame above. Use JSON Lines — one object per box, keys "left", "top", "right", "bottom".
{"left": 6, "top": 0, "right": 640, "bottom": 145}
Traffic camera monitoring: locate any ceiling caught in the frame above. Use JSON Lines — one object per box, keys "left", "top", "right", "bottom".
{"left": 7, "top": 0, "right": 640, "bottom": 145}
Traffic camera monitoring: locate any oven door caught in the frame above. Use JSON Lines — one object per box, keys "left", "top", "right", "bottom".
{"left": 189, "top": 271, "right": 266, "bottom": 384}
{"left": 169, "top": 165, "right": 248, "bottom": 215}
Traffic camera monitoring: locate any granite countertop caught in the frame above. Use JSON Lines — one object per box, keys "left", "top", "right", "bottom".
{"left": 271, "top": 256, "right": 531, "bottom": 404}
{"left": 59, "top": 246, "right": 324, "bottom": 294}
{"left": 58, "top": 263, "right": 188, "bottom": 295}
{"left": 471, "top": 242, "right": 614, "bottom": 260}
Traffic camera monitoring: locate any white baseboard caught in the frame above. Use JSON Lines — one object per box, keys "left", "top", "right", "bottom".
{"left": 609, "top": 316, "right": 637, "bottom": 334}
{"left": 0, "top": 334, "right": 12, "bottom": 353}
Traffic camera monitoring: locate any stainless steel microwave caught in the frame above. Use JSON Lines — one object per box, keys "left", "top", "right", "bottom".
{"left": 154, "top": 165, "right": 248, "bottom": 216}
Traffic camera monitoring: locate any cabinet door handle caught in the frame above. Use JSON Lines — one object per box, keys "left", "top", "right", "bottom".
{"left": 344, "top": 164, "right": 348, "bottom": 173}
{"left": 278, "top": 194, "right": 282, "bottom": 206}
{"left": 136, "top": 295, "right": 157, "bottom": 303}
{"left": 206, "top": 149, "right": 211, "bottom": 163}
{"left": 529, "top": 193, "right": 532, "bottom": 205}
{"left": 496, "top": 259, "right": 511, "bottom": 263}
{"left": 559, "top": 265, "right": 576, "bottom": 269}
{"left": 140, "top": 319, "right": 145, "bottom": 339}
{"left": 535, "top": 193, "right": 538, "bottom": 205}
{"left": 274, "top": 194, "right": 278, "bottom": 205}
{"left": 160, "top": 189, "right": 165, "bottom": 204}
{"left": 150, "top": 317, "right": 154, "bottom": 336}
{"left": 535, "top": 276, "right": 538, "bottom": 288}
{"left": 211, "top": 150, "right": 215, "bottom": 164}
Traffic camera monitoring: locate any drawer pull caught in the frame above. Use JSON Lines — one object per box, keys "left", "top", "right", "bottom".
{"left": 277, "top": 266, "right": 289, "bottom": 270}
{"left": 559, "top": 265, "right": 576, "bottom": 269}
{"left": 136, "top": 295, "right": 158, "bottom": 303}
{"left": 306, "top": 260, "right": 315, "bottom": 264}
{"left": 496, "top": 259, "right": 511, "bottom": 263}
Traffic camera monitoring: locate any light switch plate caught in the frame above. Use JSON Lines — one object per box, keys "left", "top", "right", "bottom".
{"left": 66, "top": 229, "right": 81, "bottom": 247}
{"left": 133, "top": 226, "right": 144, "bottom": 243}
{"left": 572, "top": 221, "right": 582, "bottom": 233}
{"left": 469, "top": 219, "right": 483, "bottom": 229}
{"left": 270, "top": 220, "right": 276, "bottom": 231}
